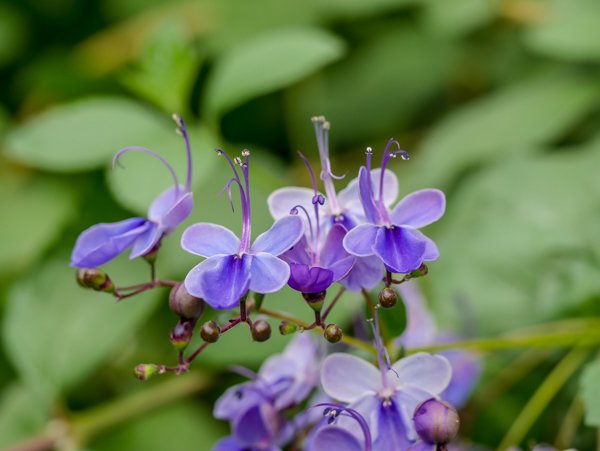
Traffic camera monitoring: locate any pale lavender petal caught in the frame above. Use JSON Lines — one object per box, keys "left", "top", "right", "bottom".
{"left": 148, "top": 185, "right": 184, "bottom": 221}
{"left": 319, "top": 224, "right": 350, "bottom": 268}
{"left": 373, "top": 226, "right": 427, "bottom": 273}
{"left": 267, "top": 187, "right": 316, "bottom": 221}
{"left": 394, "top": 387, "right": 433, "bottom": 442}
{"left": 184, "top": 254, "right": 251, "bottom": 309}
{"left": 340, "top": 256, "right": 383, "bottom": 292}
{"left": 129, "top": 222, "right": 161, "bottom": 259}
{"left": 390, "top": 189, "right": 445, "bottom": 228}
{"left": 440, "top": 348, "right": 481, "bottom": 408}
{"left": 391, "top": 353, "right": 452, "bottom": 395}
{"left": 181, "top": 223, "right": 240, "bottom": 258}
{"left": 338, "top": 168, "right": 399, "bottom": 214}
{"left": 251, "top": 215, "right": 304, "bottom": 256}
{"left": 396, "top": 281, "right": 437, "bottom": 349}
{"left": 311, "top": 427, "right": 363, "bottom": 451}
{"left": 343, "top": 224, "right": 379, "bottom": 257}
{"left": 407, "top": 442, "right": 436, "bottom": 451}
{"left": 327, "top": 256, "right": 355, "bottom": 282}
{"left": 373, "top": 401, "right": 412, "bottom": 451}
{"left": 249, "top": 253, "right": 290, "bottom": 294}
{"left": 339, "top": 393, "right": 380, "bottom": 433}
{"left": 279, "top": 235, "right": 311, "bottom": 266}
{"left": 213, "top": 382, "right": 262, "bottom": 421}
{"left": 321, "top": 354, "right": 380, "bottom": 403}
{"left": 422, "top": 234, "right": 440, "bottom": 261}
{"left": 213, "top": 437, "right": 242, "bottom": 451}
{"left": 70, "top": 218, "right": 149, "bottom": 267}
{"left": 157, "top": 192, "right": 193, "bottom": 233}
{"left": 287, "top": 263, "right": 333, "bottom": 293}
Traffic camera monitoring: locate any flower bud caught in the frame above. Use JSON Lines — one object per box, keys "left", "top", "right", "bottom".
{"left": 409, "top": 264, "right": 429, "bottom": 279}
{"left": 302, "top": 290, "right": 326, "bottom": 312}
{"left": 278, "top": 320, "right": 298, "bottom": 335}
{"left": 76, "top": 268, "right": 114, "bottom": 293}
{"left": 378, "top": 287, "right": 398, "bottom": 308}
{"left": 200, "top": 320, "right": 220, "bottom": 343}
{"left": 169, "top": 283, "right": 205, "bottom": 320}
{"left": 133, "top": 363, "right": 159, "bottom": 381}
{"left": 251, "top": 320, "right": 271, "bottom": 342}
{"left": 413, "top": 398, "right": 459, "bottom": 445}
{"left": 170, "top": 319, "right": 194, "bottom": 351}
{"left": 142, "top": 241, "right": 161, "bottom": 264}
{"left": 324, "top": 323, "right": 342, "bottom": 343}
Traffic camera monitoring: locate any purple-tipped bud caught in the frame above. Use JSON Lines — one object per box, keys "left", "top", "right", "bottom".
{"left": 413, "top": 398, "right": 459, "bottom": 445}
{"left": 324, "top": 323, "right": 342, "bottom": 343}
{"left": 302, "top": 290, "right": 326, "bottom": 312}
{"left": 409, "top": 264, "right": 429, "bottom": 279}
{"left": 378, "top": 287, "right": 398, "bottom": 308}
{"left": 76, "top": 268, "right": 114, "bottom": 293}
{"left": 169, "top": 283, "right": 205, "bottom": 320}
{"left": 170, "top": 319, "right": 195, "bottom": 351}
{"left": 200, "top": 320, "right": 220, "bottom": 343}
{"left": 133, "top": 363, "right": 159, "bottom": 381}
{"left": 279, "top": 320, "right": 298, "bottom": 335}
{"left": 251, "top": 320, "right": 271, "bottom": 342}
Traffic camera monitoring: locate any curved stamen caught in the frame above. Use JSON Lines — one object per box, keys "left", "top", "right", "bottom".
{"left": 113, "top": 146, "right": 180, "bottom": 198}
{"left": 298, "top": 151, "right": 322, "bottom": 253}
{"left": 368, "top": 306, "right": 398, "bottom": 390}
{"left": 290, "top": 204, "right": 315, "bottom": 254}
{"left": 218, "top": 177, "right": 244, "bottom": 212}
{"left": 173, "top": 114, "right": 193, "bottom": 192}
{"left": 309, "top": 403, "right": 372, "bottom": 451}
{"left": 229, "top": 365, "right": 258, "bottom": 380}
{"left": 313, "top": 117, "right": 344, "bottom": 214}
{"left": 377, "top": 139, "right": 402, "bottom": 207}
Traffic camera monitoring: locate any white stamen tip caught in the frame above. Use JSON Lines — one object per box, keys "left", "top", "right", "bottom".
{"left": 234, "top": 156, "right": 243, "bottom": 166}
{"left": 241, "top": 149, "right": 250, "bottom": 157}
{"left": 366, "top": 147, "right": 373, "bottom": 154}
{"left": 172, "top": 113, "right": 183, "bottom": 127}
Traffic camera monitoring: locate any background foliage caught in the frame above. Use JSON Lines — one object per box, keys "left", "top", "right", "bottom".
{"left": 0, "top": 0, "right": 599, "bottom": 449}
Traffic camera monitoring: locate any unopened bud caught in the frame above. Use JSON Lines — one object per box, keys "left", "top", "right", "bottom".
{"left": 279, "top": 320, "right": 298, "bottom": 335}
{"left": 251, "top": 320, "right": 271, "bottom": 342}
{"left": 169, "top": 283, "right": 205, "bottom": 320}
{"left": 302, "top": 290, "right": 326, "bottom": 312}
{"left": 378, "top": 287, "right": 398, "bottom": 308}
{"left": 170, "top": 319, "right": 194, "bottom": 351}
{"left": 200, "top": 320, "right": 220, "bottom": 343}
{"left": 409, "top": 264, "right": 428, "bottom": 279}
{"left": 323, "top": 323, "right": 342, "bottom": 343}
{"left": 76, "top": 268, "right": 114, "bottom": 293}
{"left": 133, "top": 363, "right": 159, "bottom": 381}
{"left": 413, "top": 398, "right": 459, "bottom": 445}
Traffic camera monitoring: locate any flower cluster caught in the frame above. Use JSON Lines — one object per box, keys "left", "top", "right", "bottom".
{"left": 71, "top": 114, "right": 470, "bottom": 450}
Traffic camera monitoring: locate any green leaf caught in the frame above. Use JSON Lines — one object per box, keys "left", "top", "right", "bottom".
{"left": 120, "top": 20, "right": 201, "bottom": 114}
{"left": 105, "top": 125, "right": 218, "bottom": 215}
{"left": 420, "top": 0, "right": 497, "bottom": 37}
{"left": 429, "top": 141, "right": 600, "bottom": 334}
{"left": 91, "top": 401, "right": 225, "bottom": 450}
{"left": 2, "top": 256, "right": 162, "bottom": 401}
{"left": 4, "top": 97, "right": 185, "bottom": 172}
{"left": 204, "top": 27, "right": 346, "bottom": 118}
{"left": 0, "top": 3, "right": 27, "bottom": 67}
{"left": 0, "top": 171, "right": 76, "bottom": 275}
{"left": 525, "top": 0, "right": 600, "bottom": 62}
{"left": 413, "top": 72, "right": 600, "bottom": 189}
{"left": 0, "top": 383, "right": 50, "bottom": 448}
{"left": 581, "top": 359, "right": 600, "bottom": 426}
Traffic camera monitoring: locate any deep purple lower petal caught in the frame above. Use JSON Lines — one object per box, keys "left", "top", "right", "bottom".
{"left": 310, "top": 426, "right": 363, "bottom": 451}
{"left": 287, "top": 263, "right": 333, "bottom": 293}
{"left": 373, "top": 226, "right": 427, "bottom": 274}
{"left": 233, "top": 403, "right": 282, "bottom": 448}
{"left": 373, "top": 400, "right": 412, "bottom": 451}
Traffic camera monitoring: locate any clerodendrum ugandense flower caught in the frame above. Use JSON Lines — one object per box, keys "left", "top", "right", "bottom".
{"left": 269, "top": 116, "right": 397, "bottom": 291}
{"left": 181, "top": 149, "right": 304, "bottom": 310}
{"left": 70, "top": 115, "right": 194, "bottom": 268}
{"left": 343, "top": 140, "right": 446, "bottom": 274}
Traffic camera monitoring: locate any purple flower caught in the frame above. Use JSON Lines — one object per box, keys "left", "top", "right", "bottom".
{"left": 213, "top": 334, "right": 320, "bottom": 450}
{"left": 269, "top": 117, "right": 397, "bottom": 291}
{"left": 70, "top": 115, "right": 194, "bottom": 268}
{"left": 343, "top": 140, "right": 445, "bottom": 274}
{"left": 320, "top": 351, "right": 452, "bottom": 450}
{"left": 279, "top": 151, "right": 355, "bottom": 294}
{"left": 181, "top": 150, "right": 304, "bottom": 310}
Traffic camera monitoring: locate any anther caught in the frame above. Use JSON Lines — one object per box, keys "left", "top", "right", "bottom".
{"left": 241, "top": 149, "right": 250, "bottom": 157}
{"left": 172, "top": 113, "right": 184, "bottom": 127}
{"left": 234, "top": 156, "right": 243, "bottom": 166}
{"left": 366, "top": 147, "right": 373, "bottom": 154}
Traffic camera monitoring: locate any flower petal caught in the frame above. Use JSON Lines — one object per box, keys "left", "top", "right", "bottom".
{"left": 319, "top": 224, "right": 350, "bottom": 268}
{"left": 287, "top": 263, "right": 333, "bottom": 293}
{"left": 249, "top": 253, "right": 290, "bottom": 294}
{"left": 373, "top": 226, "right": 427, "bottom": 273}
{"left": 321, "top": 354, "right": 380, "bottom": 403}
{"left": 311, "top": 426, "right": 364, "bottom": 451}
{"left": 181, "top": 223, "right": 240, "bottom": 258}
{"left": 394, "top": 388, "right": 433, "bottom": 442}
{"left": 343, "top": 224, "right": 379, "bottom": 257}
{"left": 391, "top": 352, "right": 452, "bottom": 395}
{"left": 147, "top": 185, "right": 184, "bottom": 222}
{"left": 251, "top": 215, "right": 304, "bottom": 256}
{"left": 267, "top": 187, "right": 316, "bottom": 221}
{"left": 358, "top": 166, "right": 384, "bottom": 224}
{"left": 338, "top": 168, "right": 399, "bottom": 214}
{"left": 213, "top": 382, "right": 262, "bottom": 421}
{"left": 184, "top": 254, "right": 251, "bottom": 309}
{"left": 70, "top": 218, "right": 149, "bottom": 267}
{"left": 439, "top": 347, "right": 481, "bottom": 408}
{"left": 395, "top": 282, "right": 437, "bottom": 349}
{"left": 340, "top": 256, "right": 383, "bottom": 292}
{"left": 157, "top": 192, "right": 193, "bottom": 233}
{"left": 390, "top": 189, "right": 445, "bottom": 228}
{"left": 129, "top": 222, "right": 161, "bottom": 259}
{"left": 280, "top": 235, "right": 311, "bottom": 266}
{"left": 373, "top": 401, "right": 412, "bottom": 451}
{"left": 233, "top": 403, "right": 282, "bottom": 448}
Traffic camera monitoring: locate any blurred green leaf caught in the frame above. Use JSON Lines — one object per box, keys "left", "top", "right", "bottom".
{"left": 581, "top": 359, "right": 600, "bottom": 426}
{"left": 2, "top": 256, "right": 162, "bottom": 401}
{"left": 414, "top": 72, "right": 600, "bottom": 189}
{"left": 420, "top": 0, "right": 497, "bottom": 37}
{"left": 429, "top": 141, "right": 600, "bottom": 334}
{"left": 4, "top": 98, "right": 184, "bottom": 172}
{"left": 0, "top": 383, "right": 50, "bottom": 448}
{"left": 120, "top": 21, "right": 201, "bottom": 114}
{"left": 105, "top": 125, "right": 218, "bottom": 215}
{"left": 91, "top": 401, "right": 225, "bottom": 450}
{"left": 0, "top": 172, "right": 76, "bottom": 275}
{"left": 204, "top": 27, "right": 346, "bottom": 119}
{"left": 0, "top": 3, "right": 28, "bottom": 67}
{"left": 525, "top": 0, "right": 600, "bottom": 62}
{"left": 317, "top": 0, "right": 418, "bottom": 20}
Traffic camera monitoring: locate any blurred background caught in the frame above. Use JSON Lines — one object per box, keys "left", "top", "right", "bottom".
{"left": 1, "top": 0, "right": 600, "bottom": 449}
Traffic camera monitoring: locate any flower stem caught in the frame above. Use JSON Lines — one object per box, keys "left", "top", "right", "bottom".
{"left": 322, "top": 286, "right": 346, "bottom": 321}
